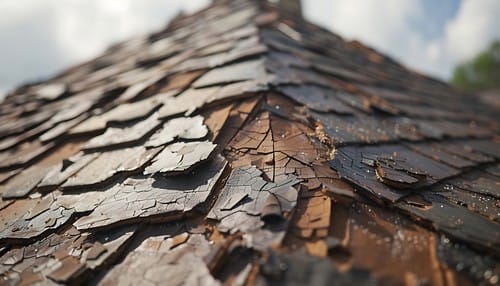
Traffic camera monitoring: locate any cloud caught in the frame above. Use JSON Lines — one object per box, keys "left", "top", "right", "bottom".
{"left": 0, "top": 0, "right": 209, "bottom": 98}
{"left": 0, "top": 0, "right": 499, "bottom": 100}
{"left": 444, "top": 0, "right": 500, "bottom": 63}
{"left": 0, "top": 1, "right": 63, "bottom": 93}
{"left": 304, "top": 0, "right": 421, "bottom": 51}
{"left": 303, "top": 0, "right": 500, "bottom": 80}
{"left": 51, "top": 0, "right": 209, "bottom": 63}
{"left": 303, "top": 0, "right": 427, "bottom": 72}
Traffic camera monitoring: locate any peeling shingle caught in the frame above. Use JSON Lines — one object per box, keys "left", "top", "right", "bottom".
{"left": 74, "top": 155, "right": 227, "bottom": 230}
{"left": 145, "top": 115, "right": 208, "bottom": 148}
{"left": 38, "top": 152, "right": 99, "bottom": 189}
{"left": 82, "top": 112, "right": 162, "bottom": 151}
{"left": 0, "top": 0, "right": 498, "bottom": 285}
{"left": 62, "top": 147, "right": 161, "bottom": 189}
{"left": 192, "top": 59, "right": 267, "bottom": 88}
{"left": 144, "top": 141, "right": 217, "bottom": 175}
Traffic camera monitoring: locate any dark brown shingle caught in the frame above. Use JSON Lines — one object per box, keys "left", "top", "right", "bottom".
{"left": 0, "top": 0, "right": 498, "bottom": 285}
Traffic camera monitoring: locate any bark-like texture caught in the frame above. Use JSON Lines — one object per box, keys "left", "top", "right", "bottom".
{"left": 0, "top": 1, "right": 498, "bottom": 285}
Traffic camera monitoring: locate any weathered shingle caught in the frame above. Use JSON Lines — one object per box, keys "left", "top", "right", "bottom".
{"left": 0, "top": 0, "right": 498, "bottom": 285}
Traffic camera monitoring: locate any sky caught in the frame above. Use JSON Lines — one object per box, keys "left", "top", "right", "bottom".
{"left": 0, "top": 0, "right": 499, "bottom": 99}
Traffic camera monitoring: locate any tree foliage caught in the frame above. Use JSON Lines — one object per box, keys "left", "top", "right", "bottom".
{"left": 451, "top": 40, "right": 500, "bottom": 91}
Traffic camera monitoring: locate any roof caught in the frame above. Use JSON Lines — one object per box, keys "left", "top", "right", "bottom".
{"left": 0, "top": 0, "right": 499, "bottom": 285}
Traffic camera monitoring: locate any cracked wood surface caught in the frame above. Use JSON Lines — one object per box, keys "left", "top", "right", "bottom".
{"left": 0, "top": 0, "right": 499, "bottom": 285}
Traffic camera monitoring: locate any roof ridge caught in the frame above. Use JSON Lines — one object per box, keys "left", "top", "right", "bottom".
{"left": 0, "top": 1, "right": 498, "bottom": 285}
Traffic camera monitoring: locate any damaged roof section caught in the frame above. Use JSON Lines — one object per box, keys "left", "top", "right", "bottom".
{"left": 0, "top": 225, "right": 136, "bottom": 285}
{"left": 143, "top": 141, "right": 217, "bottom": 175}
{"left": 0, "top": 0, "right": 499, "bottom": 285}
{"left": 207, "top": 165, "right": 300, "bottom": 250}
{"left": 74, "top": 154, "right": 227, "bottom": 230}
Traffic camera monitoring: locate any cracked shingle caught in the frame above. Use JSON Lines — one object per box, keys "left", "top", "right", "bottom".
{"left": 144, "top": 141, "right": 217, "bottom": 175}
{"left": 74, "top": 155, "right": 227, "bottom": 230}
{"left": 145, "top": 115, "right": 208, "bottom": 148}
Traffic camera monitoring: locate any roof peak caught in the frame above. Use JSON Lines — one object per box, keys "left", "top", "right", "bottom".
{"left": 272, "top": 0, "right": 302, "bottom": 17}
{"left": 213, "top": 0, "right": 302, "bottom": 17}
{"left": 0, "top": 1, "right": 499, "bottom": 285}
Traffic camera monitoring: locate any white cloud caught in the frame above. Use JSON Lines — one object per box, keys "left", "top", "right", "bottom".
{"left": 305, "top": 0, "right": 421, "bottom": 50}
{"left": 0, "top": 0, "right": 499, "bottom": 100}
{"left": 303, "top": 0, "right": 424, "bottom": 69}
{"left": 51, "top": 0, "right": 209, "bottom": 63}
{"left": 444, "top": 0, "right": 500, "bottom": 63}
{"left": 303, "top": 0, "right": 500, "bottom": 80}
{"left": 0, "top": 0, "right": 209, "bottom": 99}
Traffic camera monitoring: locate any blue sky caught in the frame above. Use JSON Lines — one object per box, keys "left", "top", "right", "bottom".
{"left": 303, "top": 0, "right": 499, "bottom": 79}
{"left": 0, "top": 0, "right": 499, "bottom": 98}
{"left": 417, "top": 0, "right": 460, "bottom": 40}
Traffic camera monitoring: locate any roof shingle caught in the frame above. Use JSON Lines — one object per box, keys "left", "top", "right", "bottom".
{"left": 0, "top": 0, "right": 498, "bottom": 285}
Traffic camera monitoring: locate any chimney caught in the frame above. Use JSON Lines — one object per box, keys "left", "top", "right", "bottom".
{"left": 278, "top": 0, "right": 302, "bottom": 17}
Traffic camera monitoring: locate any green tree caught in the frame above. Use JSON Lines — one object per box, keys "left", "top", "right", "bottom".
{"left": 451, "top": 40, "right": 500, "bottom": 91}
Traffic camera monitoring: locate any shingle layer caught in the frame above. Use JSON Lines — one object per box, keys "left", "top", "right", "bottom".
{"left": 0, "top": 0, "right": 498, "bottom": 285}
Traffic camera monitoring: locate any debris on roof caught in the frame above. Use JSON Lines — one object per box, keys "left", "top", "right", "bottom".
{"left": 0, "top": 0, "right": 498, "bottom": 285}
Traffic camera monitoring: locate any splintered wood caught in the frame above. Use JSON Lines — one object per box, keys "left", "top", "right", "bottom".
{"left": 0, "top": 0, "right": 498, "bottom": 285}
